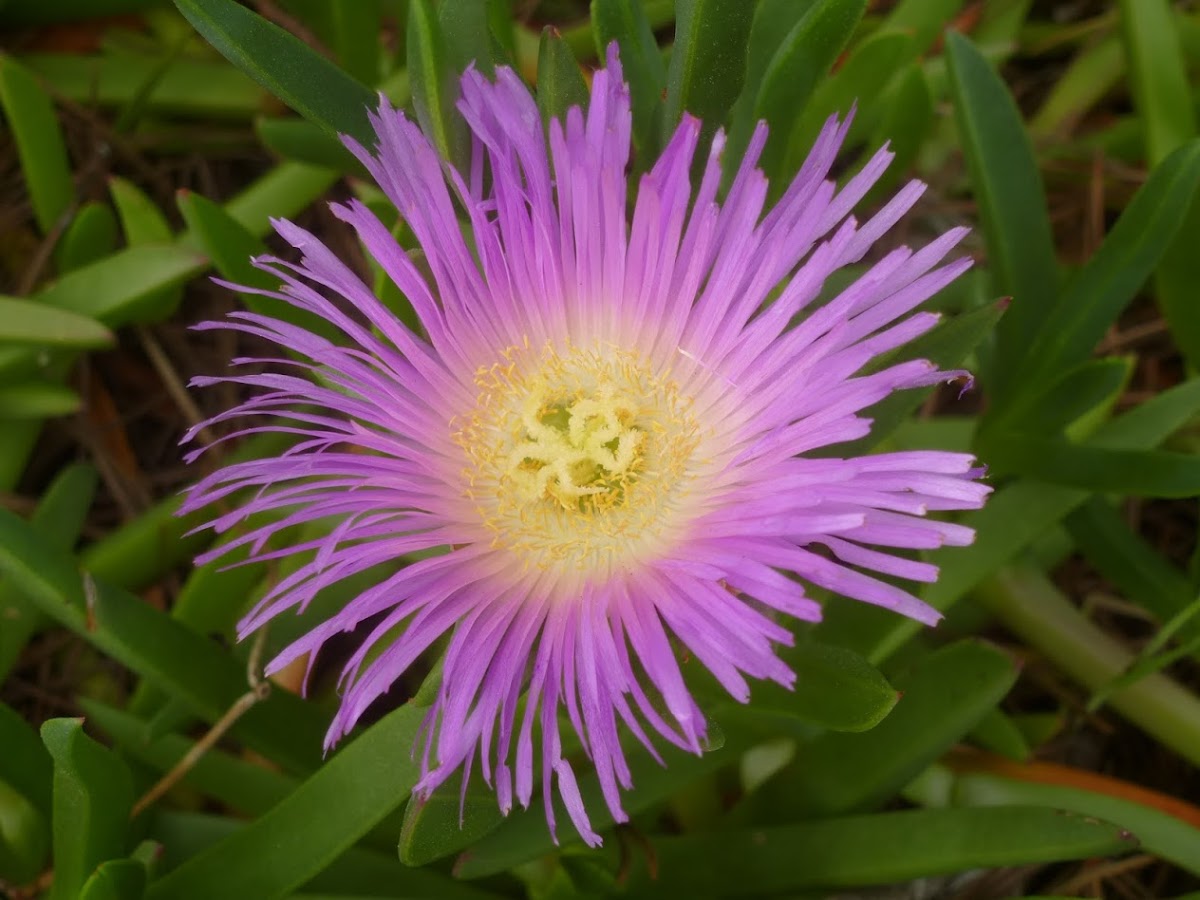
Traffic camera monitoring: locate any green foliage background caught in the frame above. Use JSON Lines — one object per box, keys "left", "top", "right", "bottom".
{"left": 2, "top": 0, "right": 1200, "bottom": 897}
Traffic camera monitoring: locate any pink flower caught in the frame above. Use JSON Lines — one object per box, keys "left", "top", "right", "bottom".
{"left": 183, "top": 46, "right": 990, "bottom": 846}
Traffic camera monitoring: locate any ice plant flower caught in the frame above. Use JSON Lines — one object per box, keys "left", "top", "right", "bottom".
{"left": 182, "top": 46, "right": 990, "bottom": 845}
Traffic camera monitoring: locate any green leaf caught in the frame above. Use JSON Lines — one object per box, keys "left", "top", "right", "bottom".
{"left": 879, "top": 0, "right": 965, "bottom": 56}
{"left": 439, "top": 0, "right": 498, "bottom": 76}
{"left": 408, "top": 0, "right": 464, "bottom": 164}
{"left": 986, "top": 436, "right": 1200, "bottom": 497}
{"left": 0, "top": 381, "right": 81, "bottom": 418}
{"left": 398, "top": 775, "right": 505, "bottom": 868}
{"left": 1017, "top": 140, "right": 1200, "bottom": 391}
{"left": 0, "top": 704, "right": 52, "bottom": 816}
{"left": 592, "top": 0, "right": 666, "bottom": 158}
{"left": 744, "top": 639, "right": 898, "bottom": 733}
{"left": 995, "top": 356, "right": 1132, "bottom": 438}
{"left": 1029, "top": 36, "right": 1124, "bottom": 140}
{"left": 147, "top": 812, "right": 496, "bottom": 900}
{"left": 1118, "top": 0, "right": 1195, "bottom": 163}
{"left": 144, "top": 706, "right": 423, "bottom": 900}
{"left": 0, "top": 506, "right": 327, "bottom": 774}
{"left": 787, "top": 29, "right": 917, "bottom": 164}
{"left": 30, "top": 244, "right": 204, "bottom": 328}
{"left": 108, "top": 177, "right": 172, "bottom": 245}
{"left": 0, "top": 777, "right": 48, "bottom": 884}
{"left": 173, "top": 0, "right": 377, "bottom": 144}
{"left": 865, "top": 63, "right": 933, "bottom": 199}
{"left": 945, "top": 31, "right": 1058, "bottom": 406}
{"left": 0, "top": 296, "right": 113, "bottom": 348}
{"left": 57, "top": 202, "right": 120, "bottom": 272}
{"left": 330, "top": 0, "right": 381, "bottom": 85}
{"left": 754, "top": 640, "right": 1018, "bottom": 818}
{"left": 1118, "top": 0, "right": 1200, "bottom": 369}
{"left": 1119, "top": 0, "right": 1200, "bottom": 367}
{"left": 22, "top": 52, "right": 264, "bottom": 119}
{"left": 1066, "top": 497, "right": 1198, "bottom": 631}
{"left": 80, "top": 858, "right": 148, "bottom": 900}
{"left": 0, "top": 54, "right": 73, "bottom": 234}
{"left": 0, "top": 463, "right": 97, "bottom": 682}
{"left": 42, "top": 718, "right": 133, "bottom": 900}
{"left": 663, "top": 0, "right": 755, "bottom": 140}
{"left": 739, "top": 0, "right": 868, "bottom": 181}
{"left": 623, "top": 806, "right": 1135, "bottom": 893}
{"left": 255, "top": 117, "right": 362, "bottom": 172}
{"left": 536, "top": 27, "right": 589, "bottom": 124}
{"left": 953, "top": 770, "right": 1200, "bottom": 878}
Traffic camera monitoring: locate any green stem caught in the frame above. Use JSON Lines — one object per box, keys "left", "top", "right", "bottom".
{"left": 977, "top": 563, "right": 1200, "bottom": 769}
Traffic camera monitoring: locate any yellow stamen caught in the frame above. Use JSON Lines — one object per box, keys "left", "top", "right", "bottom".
{"left": 452, "top": 340, "right": 702, "bottom": 577}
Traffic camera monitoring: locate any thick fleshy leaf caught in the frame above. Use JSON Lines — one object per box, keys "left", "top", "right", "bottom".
{"left": 787, "top": 29, "right": 916, "bottom": 164}
{"left": 0, "top": 296, "right": 113, "bottom": 348}
{"left": 740, "top": 0, "right": 867, "bottom": 180}
{"left": 0, "top": 704, "right": 52, "bottom": 816}
{"left": 22, "top": 245, "right": 203, "bottom": 327}
{"left": 663, "top": 0, "right": 754, "bottom": 140}
{"left": 865, "top": 63, "right": 933, "bottom": 199}
{"left": 57, "top": 202, "right": 120, "bottom": 272}
{"left": 0, "top": 54, "right": 72, "bottom": 234}
{"left": 255, "top": 117, "right": 362, "bottom": 172}
{"left": 439, "top": 0, "right": 499, "bottom": 76}
{"left": 951, "top": 768, "right": 1200, "bottom": 878}
{"left": 1065, "top": 497, "right": 1198, "bottom": 631}
{"left": 330, "top": 0, "right": 381, "bottom": 85}
{"left": 536, "top": 27, "right": 589, "bottom": 124}
{"left": 79, "top": 858, "right": 148, "bottom": 900}
{"left": 744, "top": 639, "right": 898, "bottom": 733}
{"left": 1017, "top": 139, "right": 1200, "bottom": 391}
{"left": 408, "top": 0, "right": 465, "bottom": 164}
{"left": 991, "top": 356, "right": 1131, "bottom": 439}
{"left": 986, "top": 436, "right": 1200, "bottom": 497}
{"left": 144, "top": 706, "right": 423, "bottom": 900}
{"left": 0, "top": 777, "right": 48, "bottom": 884}
{"left": 22, "top": 52, "right": 264, "bottom": 118}
{"left": 945, "top": 31, "right": 1058, "bottom": 406}
{"left": 172, "top": 0, "right": 376, "bottom": 144}
{"left": 753, "top": 640, "right": 1017, "bottom": 818}
{"left": 0, "top": 381, "right": 80, "bottom": 419}
{"left": 108, "top": 177, "right": 172, "bottom": 245}
{"left": 1118, "top": 0, "right": 1200, "bottom": 367}
{"left": 621, "top": 807, "right": 1135, "bottom": 894}
{"left": 42, "top": 719, "right": 134, "bottom": 900}
{"left": 592, "top": 0, "right": 666, "bottom": 157}
{"left": 147, "top": 812, "right": 496, "bottom": 899}
{"left": 879, "top": 0, "right": 965, "bottom": 56}
{"left": 0, "top": 463, "right": 97, "bottom": 682}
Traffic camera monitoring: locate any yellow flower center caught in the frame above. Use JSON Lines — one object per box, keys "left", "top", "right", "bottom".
{"left": 453, "top": 340, "right": 702, "bottom": 576}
